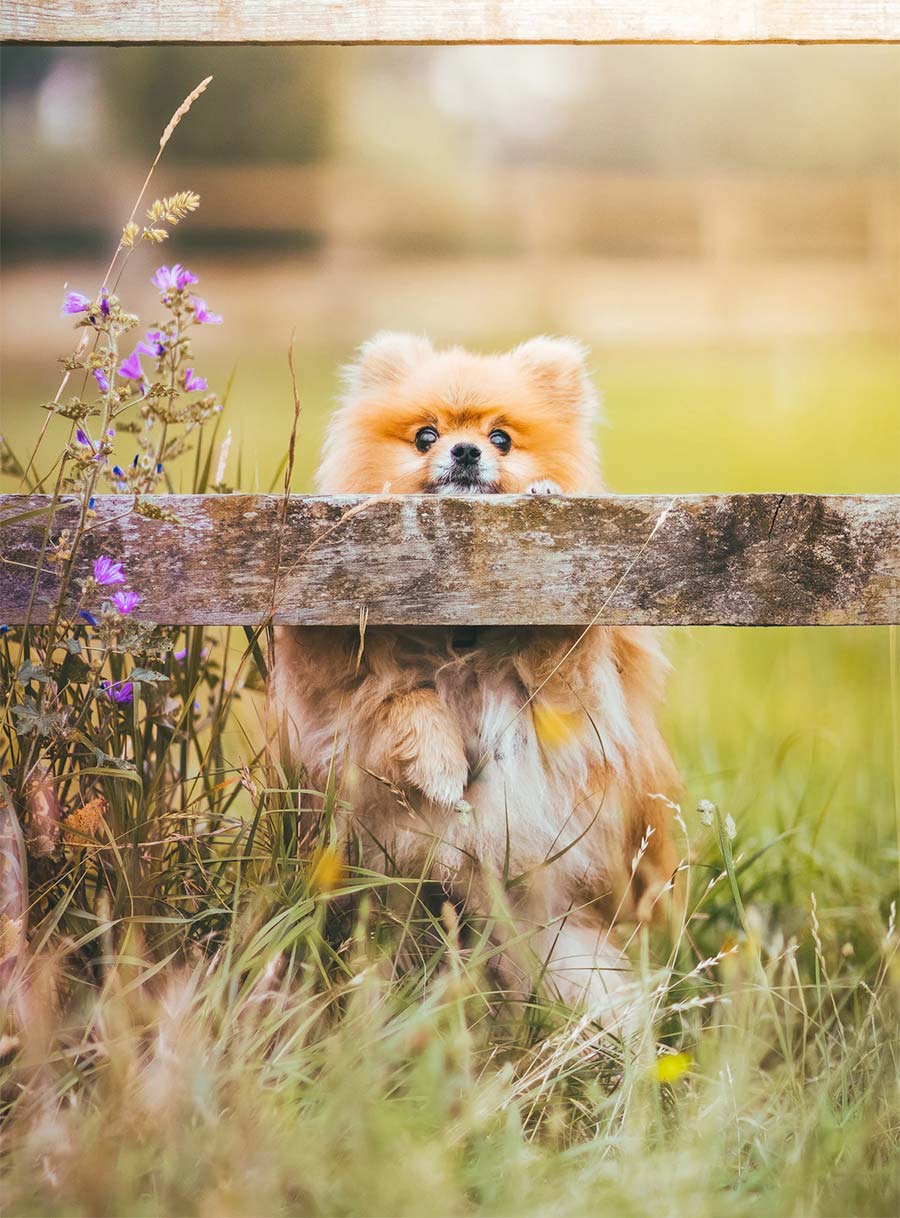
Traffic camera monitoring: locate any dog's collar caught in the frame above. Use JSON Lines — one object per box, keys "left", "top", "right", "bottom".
{"left": 450, "top": 626, "right": 478, "bottom": 651}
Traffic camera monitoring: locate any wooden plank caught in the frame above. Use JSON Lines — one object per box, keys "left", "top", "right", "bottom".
{"left": 3, "top": 1, "right": 899, "bottom": 44}
{"left": 1, "top": 494, "right": 897, "bottom": 627}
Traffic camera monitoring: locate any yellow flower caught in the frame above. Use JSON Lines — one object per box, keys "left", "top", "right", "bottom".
{"left": 652, "top": 1051, "right": 692, "bottom": 1084}
{"left": 310, "top": 846, "right": 344, "bottom": 894}
{"left": 62, "top": 796, "right": 107, "bottom": 846}
{"left": 532, "top": 701, "right": 582, "bottom": 750}
{"left": 0, "top": 914, "right": 24, "bottom": 964}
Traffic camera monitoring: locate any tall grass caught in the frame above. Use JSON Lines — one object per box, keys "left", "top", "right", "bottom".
{"left": 1, "top": 97, "right": 898, "bottom": 1218}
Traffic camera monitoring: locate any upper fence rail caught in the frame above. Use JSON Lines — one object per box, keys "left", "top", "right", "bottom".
{"left": 4, "top": 1, "right": 900, "bottom": 44}
{"left": 1, "top": 494, "right": 897, "bottom": 627}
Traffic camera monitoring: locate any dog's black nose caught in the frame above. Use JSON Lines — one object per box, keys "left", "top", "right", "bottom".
{"left": 451, "top": 442, "right": 481, "bottom": 467}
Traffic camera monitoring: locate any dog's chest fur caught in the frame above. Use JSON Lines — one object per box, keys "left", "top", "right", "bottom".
{"left": 369, "top": 628, "right": 626, "bottom": 871}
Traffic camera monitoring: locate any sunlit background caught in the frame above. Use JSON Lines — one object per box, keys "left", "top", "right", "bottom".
{"left": 2, "top": 45, "right": 898, "bottom": 862}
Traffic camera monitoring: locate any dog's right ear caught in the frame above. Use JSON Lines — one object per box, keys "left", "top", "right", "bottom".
{"left": 510, "top": 336, "right": 598, "bottom": 424}
{"left": 346, "top": 331, "right": 433, "bottom": 393}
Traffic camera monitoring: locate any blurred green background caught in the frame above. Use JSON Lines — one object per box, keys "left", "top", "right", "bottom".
{"left": 1, "top": 46, "right": 898, "bottom": 870}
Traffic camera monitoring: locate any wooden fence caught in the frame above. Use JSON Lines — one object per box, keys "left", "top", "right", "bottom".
{"left": 1, "top": 494, "right": 897, "bottom": 627}
{"left": 6, "top": 165, "right": 897, "bottom": 269}
{"left": 3, "top": 1, "right": 899, "bottom": 43}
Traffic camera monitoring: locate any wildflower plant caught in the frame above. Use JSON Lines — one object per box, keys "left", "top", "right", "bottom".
{"left": 55, "top": 252, "right": 223, "bottom": 502}
{"left": 0, "top": 77, "right": 247, "bottom": 971}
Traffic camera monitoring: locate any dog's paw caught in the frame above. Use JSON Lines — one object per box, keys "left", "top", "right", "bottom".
{"left": 404, "top": 749, "right": 468, "bottom": 809}
{"left": 525, "top": 479, "right": 564, "bottom": 496}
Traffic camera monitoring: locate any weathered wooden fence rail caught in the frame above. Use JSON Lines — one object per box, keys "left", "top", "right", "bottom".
{"left": 1, "top": 494, "right": 897, "bottom": 627}
{"left": 4, "top": 1, "right": 899, "bottom": 43}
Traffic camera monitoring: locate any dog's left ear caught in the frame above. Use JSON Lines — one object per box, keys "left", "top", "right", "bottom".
{"left": 511, "top": 337, "right": 599, "bottom": 423}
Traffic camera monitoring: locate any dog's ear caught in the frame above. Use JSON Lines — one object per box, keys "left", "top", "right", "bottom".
{"left": 347, "top": 331, "right": 433, "bottom": 393}
{"left": 511, "top": 336, "right": 598, "bottom": 422}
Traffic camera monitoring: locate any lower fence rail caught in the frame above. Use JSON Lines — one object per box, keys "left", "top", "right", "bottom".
{"left": 1, "top": 493, "right": 897, "bottom": 627}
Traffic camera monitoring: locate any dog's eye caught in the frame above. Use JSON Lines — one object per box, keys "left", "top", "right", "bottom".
{"left": 489, "top": 429, "right": 511, "bottom": 454}
{"left": 415, "top": 426, "right": 439, "bottom": 453}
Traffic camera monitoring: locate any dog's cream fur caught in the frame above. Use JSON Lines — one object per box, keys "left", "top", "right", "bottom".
{"left": 272, "top": 334, "right": 679, "bottom": 1019}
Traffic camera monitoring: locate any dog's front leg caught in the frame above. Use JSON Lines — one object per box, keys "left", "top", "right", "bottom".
{"left": 495, "top": 912, "right": 637, "bottom": 1030}
{"left": 377, "top": 688, "right": 469, "bottom": 809}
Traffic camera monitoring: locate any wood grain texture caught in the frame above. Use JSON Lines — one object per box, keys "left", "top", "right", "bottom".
{"left": 1, "top": 494, "right": 897, "bottom": 627}
{"left": 4, "top": 1, "right": 899, "bottom": 43}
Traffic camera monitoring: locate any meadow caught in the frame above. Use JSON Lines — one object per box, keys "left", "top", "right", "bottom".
{"left": 1, "top": 237, "right": 898, "bottom": 1215}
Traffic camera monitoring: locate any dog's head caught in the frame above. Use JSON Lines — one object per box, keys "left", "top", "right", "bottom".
{"left": 316, "top": 333, "right": 603, "bottom": 494}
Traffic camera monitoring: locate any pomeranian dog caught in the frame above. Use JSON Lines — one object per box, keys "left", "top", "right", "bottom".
{"left": 272, "top": 333, "right": 679, "bottom": 1021}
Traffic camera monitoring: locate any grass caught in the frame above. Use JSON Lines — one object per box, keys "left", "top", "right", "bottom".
{"left": 1, "top": 319, "right": 898, "bottom": 1215}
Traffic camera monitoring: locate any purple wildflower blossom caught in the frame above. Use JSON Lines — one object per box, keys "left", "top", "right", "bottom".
{"left": 102, "top": 680, "right": 134, "bottom": 704}
{"left": 118, "top": 351, "right": 144, "bottom": 382}
{"left": 100, "top": 290, "right": 111, "bottom": 317}
{"left": 135, "top": 329, "right": 168, "bottom": 359}
{"left": 63, "top": 291, "right": 91, "bottom": 315}
{"left": 93, "top": 555, "right": 126, "bottom": 586}
{"left": 152, "top": 264, "right": 198, "bottom": 293}
{"left": 79, "top": 610, "right": 98, "bottom": 626}
{"left": 93, "top": 369, "right": 110, "bottom": 393}
{"left": 174, "top": 645, "right": 208, "bottom": 663}
{"left": 76, "top": 428, "right": 91, "bottom": 447}
{"left": 183, "top": 368, "right": 208, "bottom": 393}
{"left": 113, "top": 464, "right": 125, "bottom": 477}
{"left": 191, "top": 296, "right": 223, "bottom": 325}
{"left": 111, "top": 589, "right": 141, "bottom": 615}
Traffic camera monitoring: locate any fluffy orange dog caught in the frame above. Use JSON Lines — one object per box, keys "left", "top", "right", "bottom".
{"left": 272, "top": 333, "right": 679, "bottom": 1019}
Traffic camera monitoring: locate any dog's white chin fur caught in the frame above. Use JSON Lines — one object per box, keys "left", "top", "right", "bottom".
{"left": 434, "top": 482, "right": 496, "bottom": 495}
{"left": 431, "top": 478, "right": 563, "bottom": 496}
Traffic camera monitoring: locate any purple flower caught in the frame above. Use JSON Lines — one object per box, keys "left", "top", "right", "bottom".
{"left": 93, "top": 556, "right": 126, "bottom": 586}
{"left": 79, "top": 610, "right": 98, "bottom": 626}
{"left": 183, "top": 368, "right": 207, "bottom": 393}
{"left": 111, "top": 590, "right": 141, "bottom": 615}
{"left": 76, "top": 428, "right": 92, "bottom": 447}
{"left": 113, "top": 465, "right": 125, "bottom": 477}
{"left": 63, "top": 291, "right": 91, "bottom": 315}
{"left": 93, "top": 369, "right": 110, "bottom": 394}
{"left": 102, "top": 680, "right": 134, "bottom": 704}
{"left": 152, "top": 264, "right": 198, "bottom": 293}
{"left": 100, "top": 290, "right": 111, "bottom": 317}
{"left": 191, "top": 296, "right": 223, "bottom": 325}
{"left": 118, "top": 351, "right": 144, "bottom": 382}
{"left": 174, "top": 645, "right": 208, "bottom": 663}
{"left": 135, "top": 329, "right": 168, "bottom": 359}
